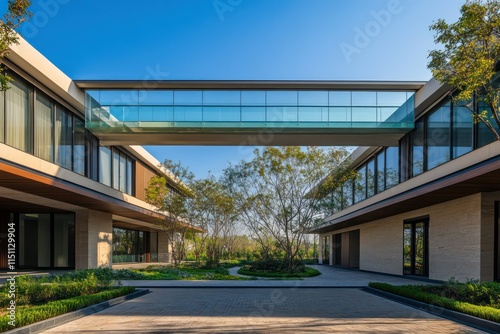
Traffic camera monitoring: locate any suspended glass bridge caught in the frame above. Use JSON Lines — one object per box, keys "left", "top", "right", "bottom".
{"left": 78, "top": 81, "right": 423, "bottom": 146}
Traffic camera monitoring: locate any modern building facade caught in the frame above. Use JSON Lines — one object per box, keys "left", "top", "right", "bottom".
{"left": 312, "top": 75, "right": 500, "bottom": 282}
{"left": 2, "top": 36, "right": 498, "bottom": 282}
{"left": 0, "top": 37, "right": 196, "bottom": 270}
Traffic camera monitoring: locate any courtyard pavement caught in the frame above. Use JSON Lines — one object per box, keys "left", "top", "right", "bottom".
{"left": 120, "top": 265, "right": 438, "bottom": 288}
{"left": 41, "top": 288, "right": 485, "bottom": 333}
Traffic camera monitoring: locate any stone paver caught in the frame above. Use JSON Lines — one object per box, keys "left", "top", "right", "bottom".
{"left": 122, "top": 265, "right": 438, "bottom": 288}
{"left": 42, "top": 288, "right": 485, "bottom": 333}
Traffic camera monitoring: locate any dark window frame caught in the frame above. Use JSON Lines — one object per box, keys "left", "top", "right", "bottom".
{"left": 403, "top": 216, "right": 429, "bottom": 277}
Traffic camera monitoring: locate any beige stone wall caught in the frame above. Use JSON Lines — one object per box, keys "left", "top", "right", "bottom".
{"left": 320, "top": 193, "right": 488, "bottom": 282}
{"left": 75, "top": 209, "right": 113, "bottom": 269}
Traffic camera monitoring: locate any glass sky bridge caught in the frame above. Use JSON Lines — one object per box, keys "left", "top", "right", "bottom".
{"left": 79, "top": 81, "right": 422, "bottom": 146}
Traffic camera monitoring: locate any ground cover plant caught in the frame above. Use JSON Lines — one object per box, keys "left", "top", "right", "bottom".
{"left": 369, "top": 279, "right": 500, "bottom": 323}
{"left": 0, "top": 269, "right": 135, "bottom": 331}
{"left": 112, "top": 264, "right": 253, "bottom": 280}
{"left": 237, "top": 259, "right": 321, "bottom": 278}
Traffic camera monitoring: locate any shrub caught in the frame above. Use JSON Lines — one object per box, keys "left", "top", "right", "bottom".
{"left": 244, "top": 259, "right": 305, "bottom": 274}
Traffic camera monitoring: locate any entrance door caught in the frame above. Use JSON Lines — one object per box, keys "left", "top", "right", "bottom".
{"left": 403, "top": 217, "right": 429, "bottom": 276}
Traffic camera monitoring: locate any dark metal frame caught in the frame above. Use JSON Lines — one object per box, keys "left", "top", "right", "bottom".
{"left": 403, "top": 216, "right": 429, "bottom": 277}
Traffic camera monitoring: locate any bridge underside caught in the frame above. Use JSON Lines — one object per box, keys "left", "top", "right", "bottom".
{"left": 96, "top": 129, "right": 407, "bottom": 146}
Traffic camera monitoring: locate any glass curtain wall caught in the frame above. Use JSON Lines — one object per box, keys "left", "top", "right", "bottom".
{"left": 55, "top": 106, "right": 73, "bottom": 170}
{"left": 34, "top": 93, "right": 54, "bottom": 162}
{"left": 5, "top": 78, "right": 30, "bottom": 152}
{"left": 112, "top": 227, "right": 147, "bottom": 263}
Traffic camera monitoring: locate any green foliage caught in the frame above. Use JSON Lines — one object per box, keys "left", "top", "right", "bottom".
{"left": 1, "top": 0, "right": 32, "bottom": 91}
{"left": 0, "top": 287, "right": 134, "bottom": 332}
{"left": 238, "top": 265, "right": 321, "bottom": 278}
{"left": 223, "top": 146, "right": 352, "bottom": 270}
{"left": 369, "top": 282, "right": 500, "bottom": 323}
{"left": 428, "top": 0, "right": 500, "bottom": 139}
{"left": 0, "top": 269, "right": 118, "bottom": 308}
{"left": 111, "top": 264, "right": 251, "bottom": 280}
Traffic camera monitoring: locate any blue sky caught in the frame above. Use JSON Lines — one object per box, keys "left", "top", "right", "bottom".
{"left": 6, "top": 0, "right": 465, "bottom": 177}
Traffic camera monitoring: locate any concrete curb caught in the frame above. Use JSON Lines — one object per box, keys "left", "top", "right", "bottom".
{"left": 124, "top": 285, "right": 366, "bottom": 289}
{"left": 5, "top": 288, "right": 150, "bottom": 334}
{"left": 363, "top": 287, "right": 500, "bottom": 334}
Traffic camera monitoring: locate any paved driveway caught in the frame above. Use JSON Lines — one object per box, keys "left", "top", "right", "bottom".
{"left": 42, "top": 288, "right": 485, "bottom": 333}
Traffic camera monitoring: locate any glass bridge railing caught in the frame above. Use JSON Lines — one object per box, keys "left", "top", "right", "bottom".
{"left": 85, "top": 90, "right": 415, "bottom": 132}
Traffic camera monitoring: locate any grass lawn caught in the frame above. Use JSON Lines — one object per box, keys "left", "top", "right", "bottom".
{"left": 369, "top": 281, "right": 500, "bottom": 323}
{"left": 113, "top": 265, "right": 254, "bottom": 280}
{"left": 237, "top": 266, "right": 321, "bottom": 278}
{"left": 0, "top": 270, "right": 135, "bottom": 332}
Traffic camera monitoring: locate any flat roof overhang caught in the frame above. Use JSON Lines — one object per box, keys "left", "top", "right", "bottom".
{"left": 310, "top": 156, "right": 500, "bottom": 234}
{"left": 75, "top": 80, "right": 426, "bottom": 91}
{"left": 0, "top": 160, "right": 203, "bottom": 232}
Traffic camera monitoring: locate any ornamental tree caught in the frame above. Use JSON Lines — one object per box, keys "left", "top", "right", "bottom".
{"left": 428, "top": 0, "right": 500, "bottom": 139}
{"left": 0, "top": 0, "right": 31, "bottom": 91}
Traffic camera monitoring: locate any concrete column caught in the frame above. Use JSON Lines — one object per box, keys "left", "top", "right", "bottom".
{"left": 75, "top": 209, "right": 112, "bottom": 269}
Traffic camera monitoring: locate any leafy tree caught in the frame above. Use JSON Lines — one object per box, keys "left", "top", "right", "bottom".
{"left": 223, "top": 146, "right": 353, "bottom": 271}
{"left": 428, "top": 0, "right": 500, "bottom": 139}
{"left": 145, "top": 160, "right": 196, "bottom": 265}
{"left": 1, "top": 0, "right": 31, "bottom": 91}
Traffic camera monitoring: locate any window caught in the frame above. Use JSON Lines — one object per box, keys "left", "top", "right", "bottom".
{"left": 412, "top": 119, "right": 424, "bottom": 176}
{"left": 112, "top": 150, "right": 120, "bottom": 190}
{"left": 354, "top": 165, "right": 366, "bottom": 203}
{"left": 126, "top": 157, "right": 133, "bottom": 195}
{"left": 427, "top": 100, "right": 451, "bottom": 170}
{"left": 322, "top": 236, "right": 330, "bottom": 264}
{"left": 119, "top": 152, "right": 127, "bottom": 192}
{"left": 99, "top": 146, "right": 112, "bottom": 186}
{"left": 55, "top": 107, "right": 73, "bottom": 170}
{"left": 53, "top": 214, "right": 75, "bottom": 268}
{"left": 403, "top": 217, "right": 428, "bottom": 276}
{"left": 452, "top": 100, "right": 473, "bottom": 159}
{"left": 366, "top": 159, "right": 375, "bottom": 198}
{"left": 34, "top": 93, "right": 54, "bottom": 162}
{"left": 376, "top": 150, "right": 385, "bottom": 193}
{"left": 495, "top": 202, "right": 500, "bottom": 281}
{"left": 477, "top": 98, "right": 497, "bottom": 148}
{"left": 385, "top": 147, "right": 399, "bottom": 188}
{"left": 73, "top": 118, "right": 86, "bottom": 175}
{"left": 342, "top": 179, "right": 353, "bottom": 208}
{"left": 5, "top": 78, "right": 31, "bottom": 152}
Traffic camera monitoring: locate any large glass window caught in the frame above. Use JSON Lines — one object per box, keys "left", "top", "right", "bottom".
{"left": 322, "top": 236, "right": 330, "bottom": 264}
{"left": 354, "top": 165, "right": 366, "bottom": 203}
{"left": 126, "top": 157, "right": 133, "bottom": 195}
{"left": 366, "top": 159, "right": 375, "bottom": 198}
{"left": 385, "top": 147, "right": 399, "bottom": 188}
{"left": 403, "top": 218, "right": 428, "bottom": 276}
{"left": 119, "top": 152, "right": 127, "bottom": 192}
{"left": 34, "top": 93, "right": 54, "bottom": 162}
{"left": 477, "top": 99, "right": 498, "bottom": 148}
{"left": 376, "top": 150, "right": 385, "bottom": 193}
{"left": 427, "top": 100, "right": 451, "bottom": 170}
{"left": 73, "top": 118, "right": 86, "bottom": 175}
{"left": 112, "top": 227, "right": 147, "bottom": 263}
{"left": 412, "top": 119, "right": 424, "bottom": 176}
{"left": 55, "top": 107, "right": 73, "bottom": 170}
{"left": 342, "top": 179, "right": 353, "bottom": 208}
{"left": 112, "top": 150, "right": 120, "bottom": 190}
{"left": 452, "top": 100, "right": 473, "bottom": 159}
{"left": 99, "top": 146, "right": 112, "bottom": 186}
{"left": 5, "top": 78, "right": 31, "bottom": 152}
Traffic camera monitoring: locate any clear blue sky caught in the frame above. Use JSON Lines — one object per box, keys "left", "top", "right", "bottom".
{"left": 5, "top": 0, "right": 465, "bottom": 177}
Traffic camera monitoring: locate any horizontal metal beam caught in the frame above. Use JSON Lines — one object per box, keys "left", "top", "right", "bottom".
{"left": 75, "top": 80, "right": 426, "bottom": 91}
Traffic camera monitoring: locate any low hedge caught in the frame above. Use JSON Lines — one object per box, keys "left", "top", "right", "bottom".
{"left": 238, "top": 266, "right": 321, "bottom": 278}
{"left": 369, "top": 282, "right": 500, "bottom": 323}
{"left": 0, "top": 286, "right": 135, "bottom": 332}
